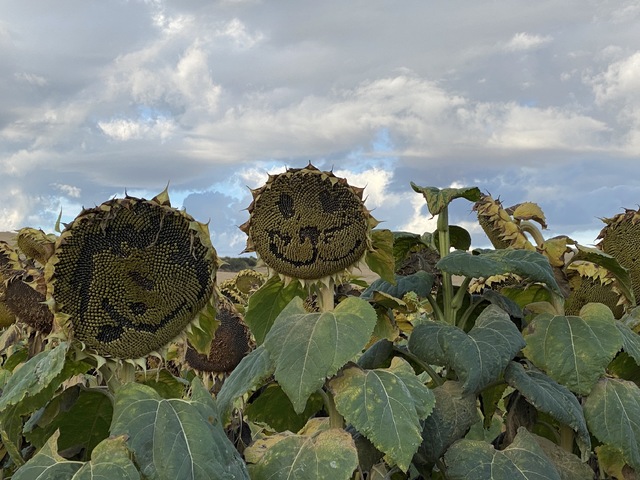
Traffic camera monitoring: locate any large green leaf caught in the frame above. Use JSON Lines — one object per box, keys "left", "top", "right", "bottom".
{"left": 444, "top": 427, "right": 561, "bottom": 480}
{"left": 584, "top": 377, "right": 640, "bottom": 471}
{"left": 13, "top": 430, "right": 140, "bottom": 480}
{"left": 110, "top": 380, "right": 249, "bottom": 480}
{"left": 264, "top": 296, "right": 377, "bottom": 413}
{"left": 529, "top": 434, "right": 595, "bottom": 480}
{"left": 329, "top": 358, "right": 434, "bottom": 471}
{"left": 410, "top": 184, "right": 482, "bottom": 216}
{"left": 0, "top": 343, "right": 68, "bottom": 414}
{"left": 216, "top": 345, "right": 274, "bottom": 424}
{"left": 414, "top": 381, "right": 477, "bottom": 465}
{"left": 408, "top": 305, "right": 525, "bottom": 394}
{"left": 437, "top": 249, "right": 562, "bottom": 296}
{"left": 434, "top": 225, "right": 472, "bottom": 251}
{"left": 248, "top": 429, "right": 358, "bottom": 480}
{"left": 504, "top": 362, "right": 590, "bottom": 459}
{"left": 244, "top": 275, "right": 306, "bottom": 345}
{"left": 523, "top": 303, "right": 622, "bottom": 395}
{"left": 392, "top": 231, "right": 430, "bottom": 268}
{"left": 361, "top": 271, "right": 435, "bottom": 301}
{"left": 24, "top": 387, "right": 113, "bottom": 461}
{"left": 568, "top": 244, "right": 636, "bottom": 306}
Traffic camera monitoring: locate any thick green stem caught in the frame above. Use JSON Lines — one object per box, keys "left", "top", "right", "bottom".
{"left": 318, "top": 388, "right": 344, "bottom": 429}
{"left": 424, "top": 292, "right": 444, "bottom": 323}
{"left": 393, "top": 346, "right": 444, "bottom": 386}
{"left": 437, "top": 207, "right": 455, "bottom": 325}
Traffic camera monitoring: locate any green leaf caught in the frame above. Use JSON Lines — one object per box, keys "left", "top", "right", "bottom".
{"left": 186, "top": 297, "right": 218, "bottom": 355}
{"left": 410, "top": 184, "right": 482, "bottom": 216}
{"left": 437, "top": 249, "right": 563, "bottom": 297}
{"left": 245, "top": 275, "right": 306, "bottom": 345}
{"left": 584, "top": 377, "right": 640, "bottom": 471}
{"left": 25, "top": 387, "right": 113, "bottom": 461}
{"left": 531, "top": 434, "right": 596, "bottom": 480}
{"left": 500, "top": 284, "right": 552, "bottom": 310}
{"left": 264, "top": 296, "right": 377, "bottom": 413}
{"left": 0, "top": 342, "right": 69, "bottom": 415}
{"left": 217, "top": 345, "right": 274, "bottom": 424}
{"left": 12, "top": 430, "right": 82, "bottom": 480}
{"left": 137, "top": 368, "right": 189, "bottom": 399}
{"left": 361, "top": 271, "right": 435, "bottom": 301}
{"left": 110, "top": 380, "right": 249, "bottom": 480}
{"left": 329, "top": 359, "right": 433, "bottom": 471}
{"left": 408, "top": 305, "right": 525, "bottom": 394}
{"left": 365, "top": 228, "right": 396, "bottom": 284}
{"left": 392, "top": 231, "right": 429, "bottom": 268}
{"left": 248, "top": 429, "right": 358, "bottom": 480}
{"left": 504, "top": 362, "right": 590, "bottom": 460}
{"left": 568, "top": 244, "right": 636, "bottom": 306}
{"left": 357, "top": 339, "right": 393, "bottom": 369}
{"left": 615, "top": 321, "right": 640, "bottom": 366}
{"left": 414, "top": 381, "right": 477, "bottom": 465}
{"left": 245, "top": 384, "right": 324, "bottom": 433}
{"left": 444, "top": 427, "right": 561, "bottom": 480}
{"left": 434, "top": 225, "right": 472, "bottom": 251}
{"left": 14, "top": 430, "right": 141, "bottom": 480}
{"left": 523, "top": 303, "right": 622, "bottom": 395}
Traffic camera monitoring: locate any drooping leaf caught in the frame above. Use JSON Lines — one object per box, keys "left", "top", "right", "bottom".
{"left": 596, "top": 444, "right": 632, "bottom": 480}
{"left": 24, "top": 387, "right": 113, "bottom": 461}
{"left": 137, "top": 368, "right": 189, "bottom": 399}
{"left": 244, "top": 275, "right": 306, "bottom": 345}
{"left": 329, "top": 359, "right": 434, "bottom": 471}
{"left": 410, "top": 184, "right": 482, "bottom": 216}
{"left": 361, "top": 271, "right": 435, "bottom": 301}
{"left": 245, "top": 384, "right": 324, "bottom": 433}
{"left": 365, "top": 228, "right": 396, "bottom": 284}
{"left": 500, "top": 284, "right": 552, "bottom": 310}
{"left": 392, "top": 231, "right": 430, "bottom": 268}
{"left": 217, "top": 344, "right": 274, "bottom": 424}
{"left": 437, "top": 249, "right": 562, "bottom": 297}
{"left": 14, "top": 431, "right": 141, "bottom": 480}
{"left": 444, "top": 427, "right": 561, "bottom": 480}
{"left": 523, "top": 303, "right": 622, "bottom": 395}
{"left": 510, "top": 202, "right": 547, "bottom": 228}
{"left": 615, "top": 321, "right": 640, "bottom": 366}
{"left": 110, "top": 380, "right": 249, "bottom": 480}
{"left": 414, "top": 381, "right": 477, "bottom": 465}
{"left": 408, "top": 305, "right": 525, "bottom": 394}
{"left": 568, "top": 244, "right": 636, "bottom": 306}
{"left": 504, "top": 362, "right": 590, "bottom": 460}
{"left": 264, "top": 296, "right": 377, "bottom": 413}
{"left": 584, "top": 377, "right": 640, "bottom": 471}
{"left": 248, "top": 429, "right": 358, "bottom": 480}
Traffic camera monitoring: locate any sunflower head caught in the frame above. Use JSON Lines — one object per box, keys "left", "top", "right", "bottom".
{"left": 45, "top": 190, "right": 218, "bottom": 359}
{"left": 16, "top": 227, "right": 56, "bottom": 266}
{"left": 239, "top": 164, "right": 378, "bottom": 286}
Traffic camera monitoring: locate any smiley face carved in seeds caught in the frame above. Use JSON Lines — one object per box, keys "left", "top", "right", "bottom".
{"left": 241, "top": 165, "right": 376, "bottom": 280}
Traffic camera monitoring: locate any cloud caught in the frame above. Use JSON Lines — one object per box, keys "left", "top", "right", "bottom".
{"left": 98, "top": 117, "right": 176, "bottom": 141}
{"left": 502, "top": 32, "right": 553, "bottom": 52}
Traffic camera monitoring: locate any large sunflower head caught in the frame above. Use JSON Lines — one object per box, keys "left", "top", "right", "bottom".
{"left": 239, "top": 164, "right": 378, "bottom": 285}
{"left": 45, "top": 190, "right": 218, "bottom": 359}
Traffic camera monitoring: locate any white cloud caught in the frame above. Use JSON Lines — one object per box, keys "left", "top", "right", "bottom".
{"left": 98, "top": 117, "right": 176, "bottom": 141}
{"left": 503, "top": 32, "right": 553, "bottom": 52}
{"left": 215, "top": 18, "right": 264, "bottom": 49}
{"left": 14, "top": 72, "right": 48, "bottom": 86}
{"left": 589, "top": 51, "right": 640, "bottom": 105}
{"left": 53, "top": 183, "right": 81, "bottom": 198}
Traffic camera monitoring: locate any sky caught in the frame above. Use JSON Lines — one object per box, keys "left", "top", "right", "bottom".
{"left": 1, "top": 1, "right": 640, "bottom": 257}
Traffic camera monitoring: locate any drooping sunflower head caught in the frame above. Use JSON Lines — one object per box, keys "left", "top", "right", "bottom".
{"left": 240, "top": 164, "right": 377, "bottom": 284}
{"left": 45, "top": 190, "right": 218, "bottom": 359}
{"left": 16, "top": 227, "right": 56, "bottom": 266}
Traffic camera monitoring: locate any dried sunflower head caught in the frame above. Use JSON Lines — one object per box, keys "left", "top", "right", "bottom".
{"left": 240, "top": 164, "right": 377, "bottom": 285}
{"left": 45, "top": 190, "right": 218, "bottom": 359}
{"left": 4, "top": 268, "right": 53, "bottom": 333}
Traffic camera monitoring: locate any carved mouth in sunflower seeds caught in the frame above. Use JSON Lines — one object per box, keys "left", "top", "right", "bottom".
{"left": 247, "top": 171, "right": 370, "bottom": 280}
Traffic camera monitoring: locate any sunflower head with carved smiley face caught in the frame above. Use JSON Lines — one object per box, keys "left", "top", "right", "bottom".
{"left": 240, "top": 164, "right": 378, "bottom": 286}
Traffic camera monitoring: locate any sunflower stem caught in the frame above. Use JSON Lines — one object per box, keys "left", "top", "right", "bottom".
{"left": 437, "top": 207, "right": 455, "bottom": 325}
{"left": 318, "top": 387, "right": 344, "bottom": 429}
{"left": 316, "top": 283, "right": 335, "bottom": 312}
